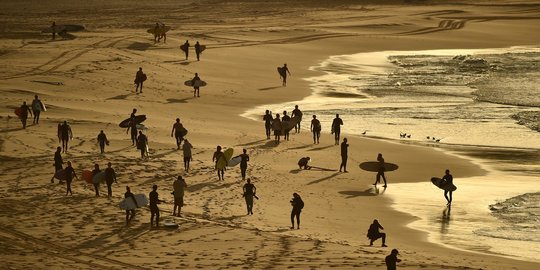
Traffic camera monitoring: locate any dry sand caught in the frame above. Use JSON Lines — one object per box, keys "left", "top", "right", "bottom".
{"left": 1, "top": 1, "right": 540, "bottom": 269}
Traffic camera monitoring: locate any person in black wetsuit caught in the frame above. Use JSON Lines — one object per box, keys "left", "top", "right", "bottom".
{"left": 50, "top": 146, "right": 63, "bottom": 183}
{"left": 126, "top": 117, "right": 138, "bottom": 146}
{"left": 105, "top": 162, "right": 117, "bottom": 198}
{"left": 272, "top": 113, "right": 282, "bottom": 144}
{"left": 59, "top": 121, "right": 73, "bottom": 153}
{"left": 310, "top": 115, "right": 321, "bottom": 144}
{"left": 171, "top": 118, "right": 185, "bottom": 149}
{"left": 135, "top": 68, "right": 145, "bottom": 93}
{"left": 182, "top": 40, "right": 190, "bottom": 60}
{"left": 280, "top": 63, "right": 291, "bottom": 86}
{"left": 64, "top": 161, "right": 78, "bottom": 196}
{"left": 149, "top": 184, "right": 163, "bottom": 227}
{"left": 212, "top": 146, "right": 225, "bottom": 180}
{"left": 137, "top": 131, "right": 148, "bottom": 159}
{"left": 92, "top": 164, "right": 101, "bottom": 197}
{"left": 373, "top": 153, "right": 387, "bottom": 187}
{"left": 125, "top": 186, "right": 138, "bottom": 225}
{"left": 19, "top": 101, "right": 33, "bottom": 129}
{"left": 331, "top": 114, "right": 343, "bottom": 145}
{"left": 290, "top": 193, "right": 304, "bottom": 229}
{"left": 298, "top": 157, "right": 311, "bottom": 170}
{"left": 238, "top": 149, "right": 250, "bottom": 180}
{"left": 291, "top": 105, "right": 302, "bottom": 133}
{"left": 97, "top": 130, "right": 108, "bottom": 154}
{"left": 243, "top": 178, "right": 256, "bottom": 215}
{"left": 385, "top": 249, "right": 401, "bottom": 270}
{"left": 191, "top": 73, "right": 201, "bottom": 97}
{"left": 282, "top": 111, "right": 291, "bottom": 141}
{"left": 367, "top": 219, "right": 387, "bottom": 247}
{"left": 339, "top": 138, "right": 348, "bottom": 173}
{"left": 263, "top": 110, "right": 273, "bottom": 139}
{"left": 194, "top": 41, "right": 202, "bottom": 61}
{"left": 442, "top": 169, "right": 454, "bottom": 205}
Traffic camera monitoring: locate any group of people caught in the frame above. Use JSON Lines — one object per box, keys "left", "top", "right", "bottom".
{"left": 181, "top": 40, "right": 204, "bottom": 61}
{"left": 17, "top": 95, "right": 46, "bottom": 129}
{"left": 152, "top": 22, "right": 167, "bottom": 43}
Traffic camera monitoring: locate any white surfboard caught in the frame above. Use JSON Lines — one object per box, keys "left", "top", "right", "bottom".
{"left": 119, "top": 194, "right": 148, "bottom": 210}
{"left": 227, "top": 156, "right": 242, "bottom": 167}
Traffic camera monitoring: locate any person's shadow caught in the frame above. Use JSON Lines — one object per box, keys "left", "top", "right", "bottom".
{"left": 440, "top": 205, "right": 452, "bottom": 234}
{"left": 339, "top": 186, "right": 386, "bottom": 198}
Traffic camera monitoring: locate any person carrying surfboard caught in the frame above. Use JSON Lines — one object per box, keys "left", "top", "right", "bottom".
{"left": 171, "top": 118, "right": 186, "bottom": 149}
{"left": 181, "top": 40, "right": 190, "bottom": 60}
{"left": 442, "top": 169, "right": 454, "bottom": 205}
{"left": 125, "top": 186, "right": 138, "bottom": 225}
{"left": 105, "top": 162, "right": 117, "bottom": 198}
{"left": 310, "top": 115, "right": 321, "bottom": 144}
{"left": 97, "top": 130, "right": 109, "bottom": 154}
{"left": 279, "top": 63, "right": 291, "bottom": 86}
{"left": 212, "top": 146, "right": 226, "bottom": 180}
{"left": 59, "top": 121, "right": 73, "bottom": 153}
{"left": 51, "top": 21, "right": 56, "bottom": 40}
{"left": 243, "top": 178, "right": 257, "bottom": 215}
{"left": 195, "top": 41, "right": 202, "bottom": 61}
{"left": 19, "top": 101, "right": 33, "bottom": 129}
{"left": 272, "top": 113, "right": 282, "bottom": 144}
{"left": 31, "top": 95, "right": 45, "bottom": 124}
{"left": 64, "top": 161, "right": 78, "bottom": 196}
{"left": 373, "top": 153, "right": 388, "bottom": 187}
{"left": 91, "top": 164, "right": 101, "bottom": 197}
{"left": 331, "top": 114, "right": 344, "bottom": 146}
{"left": 153, "top": 23, "right": 159, "bottom": 43}
{"left": 183, "top": 139, "right": 193, "bottom": 171}
{"left": 126, "top": 117, "right": 138, "bottom": 146}
{"left": 263, "top": 110, "right": 273, "bottom": 139}
{"left": 282, "top": 111, "right": 291, "bottom": 141}
{"left": 191, "top": 73, "right": 201, "bottom": 97}
{"left": 291, "top": 105, "right": 302, "bottom": 133}
{"left": 137, "top": 131, "right": 149, "bottom": 159}
{"left": 290, "top": 193, "right": 304, "bottom": 229}
{"left": 172, "top": 176, "right": 187, "bottom": 217}
{"left": 367, "top": 219, "right": 387, "bottom": 247}
{"left": 134, "top": 67, "right": 146, "bottom": 93}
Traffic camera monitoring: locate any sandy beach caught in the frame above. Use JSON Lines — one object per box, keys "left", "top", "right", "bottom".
{"left": 1, "top": 1, "right": 540, "bottom": 269}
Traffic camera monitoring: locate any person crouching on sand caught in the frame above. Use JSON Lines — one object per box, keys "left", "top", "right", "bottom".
{"left": 367, "top": 219, "right": 387, "bottom": 247}
{"left": 298, "top": 157, "right": 311, "bottom": 170}
{"left": 290, "top": 193, "right": 304, "bottom": 229}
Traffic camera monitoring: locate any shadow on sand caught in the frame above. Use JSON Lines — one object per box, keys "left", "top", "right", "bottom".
{"left": 258, "top": 86, "right": 281, "bottom": 91}
{"left": 127, "top": 42, "right": 152, "bottom": 51}
{"left": 339, "top": 186, "right": 386, "bottom": 198}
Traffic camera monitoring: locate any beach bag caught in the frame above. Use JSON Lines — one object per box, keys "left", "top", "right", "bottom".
{"left": 141, "top": 74, "right": 147, "bottom": 82}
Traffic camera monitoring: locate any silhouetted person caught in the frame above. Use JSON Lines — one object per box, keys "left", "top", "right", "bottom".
{"left": 137, "top": 131, "right": 148, "bottom": 159}
{"left": 64, "top": 161, "right": 78, "bottom": 196}
{"left": 51, "top": 21, "right": 56, "bottom": 40}
{"left": 31, "top": 95, "right": 45, "bottom": 124}
{"left": 171, "top": 118, "right": 185, "bottom": 149}
{"left": 280, "top": 63, "right": 291, "bottom": 86}
{"left": 298, "top": 157, "right": 311, "bottom": 170}
{"left": 291, "top": 105, "right": 302, "bottom": 133}
{"left": 263, "top": 110, "right": 273, "bottom": 139}
{"left": 373, "top": 153, "right": 387, "bottom": 187}
{"left": 19, "top": 101, "right": 32, "bottom": 129}
{"left": 282, "top": 111, "right": 291, "bottom": 141}
{"left": 153, "top": 22, "right": 159, "bottom": 43}
{"left": 339, "top": 138, "right": 348, "bottom": 172}
{"left": 194, "top": 41, "right": 202, "bottom": 61}
{"left": 183, "top": 139, "right": 193, "bottom": 171}
{"left": 385, "top": 249, "right": 401, "bottom": 270}
{"left": 149, "top": 184, "right": 163, "bottom": 227}
{"left": 59, "top": 121, "right": 73, "bottom": 153}
{"left": 310, "top": 115, "right": 321, "bottom": 144}
{"left": 238, "top": 149, "right": 250, "bottom": 180}
{"left": 212, "top": 145, "right": 225, "bottom": 180}
{"left": 243, "top": 178, "right": 256, "bottom": 215}
{"left": 92, "top": 164, "right": 101, "bottom": 197}
{"left": 290, "top": 193, "right": 304, "bottom": 229}
{"left": 331, "top": 114, "right": 343, "bottom": 145}
{"left": 191, "top": 72, "right": 201, "bottom": 97}
{"left": 125, "top": 186, "right": 138, "bottom": 225}
{"left": 105, "top": 162, "right": 117, "bottom": 198}
{"left": 51, "top": 146, "right": 63, "bottom": 183}
{"left": 126, "top": 112, "right": 138, "bottom": 146}
{"left": 182, "top": 40, "right": 190, "bottom": 60}
{"left": 57, "top": 123, "right": 62, "bottom": 144}
{"left": 272, "top": 113, "right": 282, "bottom": 144}
{"left": 367, "top": 219, "right": 387, "bottom": 247}
{"left": 442, "top": 169, "right": 453, "bottom": 205}
{"left": 97, "top": 130, "right": 109, "bottom": 154}
{"left": 161, "top": 23, "right": 167, "bottom": 43}
{"left": 172, "top": 176, "right": 187, "bottom": 217}
{"left": 134, "top": 67, "right": 145, "bottom": 93}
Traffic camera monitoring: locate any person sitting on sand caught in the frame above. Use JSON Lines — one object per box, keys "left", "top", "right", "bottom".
{"left": 282, "top": 111, "right": 291, "bottom": 141}
{"left": 310, "top": 115, "right": 321, "bottom": 144}
{"left": 137, "top": 131, "right": 148, "bottom": 159}
{"left": 64, "top": 161, "right": 78, "bottom": 196}
{"left": 291, "top": 105, "right": 302, "bottom": 133}
{"left": 149, "top": 184, "right": 163, "bottom": 227}
{"left": 272, "top": 113, "right": 282, "bottom": 144}
{"left": 125, "top": 186, "right": 138, "bottom": 225}
{"left": 97, "top": 130, "right": 109, "bottom": 154}
{"left": 59, "top": 121, "right": 73, "bottom": 153}
{"left": 367, "top": 219, "right": 387, "bottom": 247}
{"left": 243, "top": 178, "right": 257, "bottom": 215}
{"left": 50, "top": 146, "right": 63, "bottom": 183}
{"left": 373, "top": 153, "right": 387, "bottom": 187}
{"left": 385, "top": 249, "right": 401, "bottom": 270}
{"left": 191, "top": 73, "right": 201, "bottom": 97}
{"left": 19, "top": 101, "right": 33, "bottom": 129}
{"left": 331, "top": 114, "right": 343, "bottom": 145}
{"left": 105, "top": 162, "right": 117, "bottom": 199}
{"left": 280, "top": 63, "right": 291, "bottom": 86}
{"left": 290, "top": 193, "right": 304, "bottom": 229}
{"left": 171, "top": 118, "right": 185, "bottom": 149}
{"left": 442, "top": 169, "right": 454, "bottom": 205}
{"left": 182, "top": 139, "right": 193, "bottom": 172}
{"left": 298, "top": 157, "right": 311, "bottom": 170}
{"left": 212, "top": 145, "right": 226, "bottom": 180}
{"left": 172, "top": 176, "right": 187, "bottom": 217}
{"left": 263, "top": 110, "right": 273, "bottom": 139}
{"left": 92, "top": 164, "right": 101, "bottom": 197}
{"left": 339, "top": 138, "right": 348, "bottom": 173}
{"left": 31, "top": 95, "right": 45, "bottom": 124}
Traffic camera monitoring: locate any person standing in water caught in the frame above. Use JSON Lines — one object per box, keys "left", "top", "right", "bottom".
{"left": 272, "top": 113, "right": 282, "bottom": 144}
{"left": 194, "top": 41, "right": 202, "bottom": 61}
{"left": 282, "top": 111, "right": 291, "bottom": 141}
{"left": 191, "top": 72, "right": 201, "bottom": 97}
{"left": 367, "top": 219, "right": 387, "bottom": 247}
{"left": 339, "top": 138, "right": 348, "bottom": 173}
{"left": 19, "top": 101, "right": 33, "bottom": 129}
{"left": 97, "top": 130, "right": 109, "bottom": 154}
{"left": 182, "top": 40, "right": 190, "bottom": 60}
{"left": 238, "top": 149, "right": 250, "bottom": 180}
{"left": 263, "top": 110, "right": 273, "bottom": 139}
{"left": 137, "top": 131, "right": 148, "bottom": 159}
{"left": 279, "top": 63, "right": 291, "bottom": 86}
{"left": 125, "top": 186, "right": 138, "bottom": 225}
{"left": 64, "top": 161, "right": 78, "bottom": 196}
{"left": 182, "top": 139, "right": 193, "bottom": 172}
{"left": 243, "top": 178, "right": 256, "bottom": 215}
{"left": 59, "top": 121, "right": 73, "bottom": 153}
{"left": 442, "top": 169, "right": 454, "bottom": 205}
{"left": 331, "top": 114, "right": 343, "bottom": 145}
{"left": 134, "top": 67, "right": 145, "bottom": 93}
{"left": 291, "top": 105, "right": 302, "bottom": 133}
{"left": 171, "top": 118, "right": 185, "bottom": 149}
{"left": 310, "top": 115, "right": 321, "bottom": 144}
{"left": 385, "top": 249, "right": 401, "bottom": 270}
{"left": 92, "top": 164, "right": 101, "bottom": 197}
{"left": 172, "top": 176, "right": 187, "bottom": 217}
{"left": 51, "top": 146, "right": 63, "bottom": 183}
{"left": 212, "top": 145, "right": 226, "bottom": 180}
{"left": 105, "top": 162, "right": 117, "bottom": 199}
{"left": 290, "top": 193, "right": 304, "bottom": 229}
{"left": 373, "top": 153, "right": 387, "bottom": 187}
{"left": 31, "top": 95, "right": 45, "bottom": 124}
{"left": 149, "top": 184, "right": 163, "bottom": 227}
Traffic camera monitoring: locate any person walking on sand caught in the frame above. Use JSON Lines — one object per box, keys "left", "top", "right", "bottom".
{"left": 97, "top": 130, "right": 109, "bottom": 154}
{"left": 51, "top": 21, "right": 56, "bottom": 40}
{"left": 59, "top": 121, "right": 73, "bottom": 153}
{"left": 194, "top": 41, "right": 202, "bottom": 61}
{"left": 64, "top": 161, "right": 78, "bottom": 196}
{"left": 105, "top": 162, "right": 117, "bottom": 199}
{"left": 183, "top": 139, "right": 193, "bottom": 171}
{"left": 191, "top": 73, "right": 201, "bottom": 97}
{"left": 243, "top": 178, "right": 257, "bottom": 215}
{"left": 171, "top": 118, "right": 185, "bottom": 149}
{"left": 367, "top": 219, "right": 387, "bottom": 247}
{"left": 272, "top": 113, "right": 282, "bottom": 144}
{"left": 279, "top": 63, "right": 291, "bottom": 86}
{"left": 125, "top": 186, "right": 138, "bottom": 225}
{"left": 373, "top": 153, "right": 387, "bottom": 187}
{"left": 19, "top": 101, "right": 33, "bottom": 129}
{"left": 385, "top": 249, "right": 401, "bottom": 270}
{"left": 298, "top": 157, "right": 311, "bottom": 170}
{"left": 92, "top": 164, "right": 101, "bottom": 197}
{"left": 331, "top": 114, "right": 343, "bottom": 145}
{"left": 31, "top": 95, "right": 45, "bottom": 124}
{"left": 50, "top": 146, "right": 63, "bottom": 183}
{"left": 442, "top": 169, "right": 454, "bottom": 205}
{"left": 137, "top": 131, "right": 149, "bottom": 159}
{"left": 149, "top": 184, "right": 163, "bottom": 227}
{"left": 238, "top": 149, "right": 250, "bottom": 180}
{"left": 126, "top": 116, "right": 138, "bottom": 147}
{"left": 291, "top": 105, "right": 302, "bottom": 133}
{"left": 310, "top": 115, "right": 321, "bottom": 144}
{"left": 153, "top": 22, "right": 159, "bottom": 43}
{"left": 182, "top": 40, "right": 190, "bottom": 60}
{"left": 282, "top": 111, "right": 291, "bottom": 141}
{"left": 263, "top": 110, "right": 273, "bottom": 139}
{"left": 172, "top": 176, "right": 187, "bottom": 217}
{"left": 134, "top": 67, "right": 146, "bottom": 93}
{"left": 290, "top": 193, "right": 304, "bottom": 229}
{"left": 212, "top": 145, "right": 226, "bottom": 180}
{"left": 339, "top": 138, "right": 349, "bottom": 173}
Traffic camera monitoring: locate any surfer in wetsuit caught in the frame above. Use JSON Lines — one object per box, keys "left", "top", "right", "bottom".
{"left": 31, "top": 95, "right": 44, "bottom": 124}
{"left": 310, "top": 115, "right": 321, "bottom": 144}
{"left": 149, "top": 184, "right": 163, "bottom": 227}
{"left": 97, "top": 130, "right": 109, "bottom": 154}
{"left": 339, "top": 138, "right": 348, "bottom": 172}
{"left": 280, "top": 63, "right": 291, "bottom": 86}
{"left": 182, "top": 40, "right": 190, "bottom": 60}
{"left": 243, "top": 178, "right": 256, "bottom": 215}
{"left": 51, "top": 21, "right": 56, "bottom": 40}
{"left": 194, "top": 41, "right": 202, "bottom": 61}
{"left": 263, "top": 110, "right": 273, "bottom": 139}
{"left": 153, "top": 23, "right": 159, "bottom": 43}
{"left": 59, "top": 121, "right": 73, "bottom": 153}
{"left": 171, "top": 118, "right": 185, "bottom": 149}
{"left": 442, "top": 169, "right": 453, "bottom": 205}
{"left": 291, "top": 105, "right": 302, "bottom": 133}
{"left": 134, "top": 67, "right": 145, "bottom": 93}
{"left": 19, "top": 101, "right": 33, "bottom": 129}
{"left": 385, "top": 249, "right": 401, "bottom": 270}
{"left": 331, "top": 114, "right": 343, "bottom": 145}
{"left": 367, "top": 219, "right": 387, "bottom": 247}
{"left": 64, "top": 161, "right": 78, "bottom": 196}
{"left": 238, "top": 149, "right": 250, "bottom": 180}
{"left": 183, "top": 139, "right": 193, "bottom": 171}
{"left": 172, "top": 176, "right": 187, "bottom": 217}
{"left": 125, "top": 186, "right": 138, "bottom": 225}
{"left": 290, "top": 193, "right": 304, "bottom": 229}
{"left": 50, "top": 146, "right": 63, "bottom": 183}
{"left": 137, "top": 131, "right": 148, "bottom": 159}
{"left": 272, "top": 113, "right": 282, "bottom": 144}
{"left": 373, "top": 153, "right": 387, "bottom": 187}
{"left": 298, "top": 157, "right": 311, "bottom": 170}
{"left": 282, "top": 111, "right": 291, "bottom": 141}
{"left": 191, "top": 73, "right": 201, "bottom": 97}
{"left": 105, "top": 162, "right": 117, "bottom": 198}
{"left": 126, "top": 117, "right": 138, "bottom": 146}
{"left": 92, "top": 164, "right": 101, "bottom": 197}
{"left": 212, "top": 145, "right": 225, "bottom": 180}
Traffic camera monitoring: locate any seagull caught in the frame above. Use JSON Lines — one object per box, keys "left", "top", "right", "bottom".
{"left": 427, "top": 136, "right": 430, "bottom": 140}
{"left": 435, "top": 139, "right": 441, "bottom": 142}
{"left": 407, "top": 134, "right": 411, "bottom": 138}
{"left": 362, "top": 130, "right": 367, "bottom": 135}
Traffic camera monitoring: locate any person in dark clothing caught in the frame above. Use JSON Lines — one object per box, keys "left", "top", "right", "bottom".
{"left": 171, "top": 118, "right": 185, "bottom": 149}
{"left": 442, "top": 169, "right": 454, "bottom": 205}
{"left": 134, "top": 67, "right": 145, "bottom": 93}
{"left": 182, "top": 40, "right": 190, "bottom": 60}
{"left": 92, "top": 164, "right": 101, "bottom": 197}
{"left": 130, "top": 108, "right": 137, "bottom": 119}
{"left": 291, "top": 105, "right": 302, "bottom": 133}
{"left": 191, "top": 73, "right": 201, "bottom": 97}
{"left": 331, "top": 114, "right": 343, "bottom": 145}
{"left": 263, "top": 110, "right": 273, "bottom": 139}
{"left": 137, "top": 131, "right": 148, "bottom": 159}
{"left": 57, "top": 123, "right": 62, "bottom": 144}
{"left": 212, "top": 145, "right": 225, "bottom": 180}
{"left": 50, "top": 146, "right": 63, "bottom": 183}
{"left": 367, "top": 219, "right": 387, "bottom": 247}
{"left": 290, "top": 193, "right": 304, "bottom": 229}
{"left": 183, "top": 139, "right": 193, "bottom": 171}
{"left": 243, "top": 178, "right": 257, "bottom": 215}
{"left": 97, "top": 130, "right": 109, "bottom": 154}
{"left": 272, "top": 113, "right": 282, "bottom": 144}
{"left": 59, "top": 121, "right": 73, "bottom": 153}
{"left": 172, "top": 176, "right": 187, "bottom": 217}
{"left": 19, "top": 101, "right": 33, "bottom": 129}
{"left": 238, "top": 149, "right": 250, "bottom": 180}
{"left": 194, "top": 41, "right": 202, "bottom": 61}
{"left": 51, "top": 21, "right": 56, "bottom": 40}
{"left": 105, "top": 162, "right": 117, "bottom": 198}
{"left": 339, "top": 138, "right": 349, "bottom": 173}
{"left": 282, "top": 111, "right": 291, "bottom": 141}
{"left": 64, "top": 161, "right": 78, "bottom": 196}
{"left": 310, "top": 115, "right": 321, "bottom": 144}
{"left": 31, "top": 95, "right": 45, "bottom": 124}
{"left": 385, "top": 249, "right": 401, "bottom": 270}
{"left": 125, "top": 186, "right": 138, "bottom": 225}
{"left": 298, "top": 157, "right": 311, "bottom": 170}
{"left": 126, "top": 116, "right": 138, "bottom": 146}
{"left": 149, "top": 185, "right": 163, "bottom": 227}
{"left": 373, "top": 153, "right": 388, "bottom": 187}
{"left": 280, "top": 63, "right": 291, "bottom": 86}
